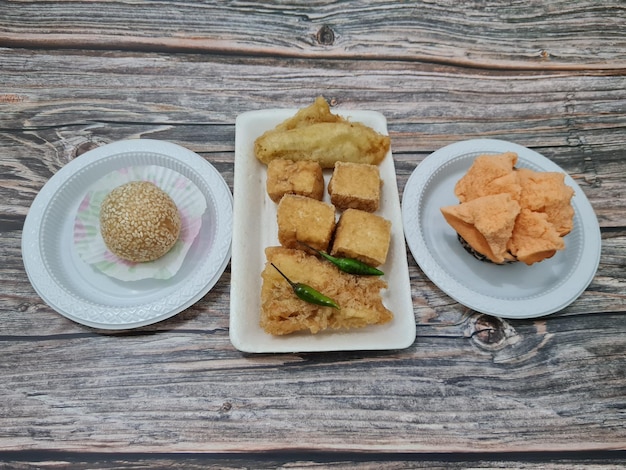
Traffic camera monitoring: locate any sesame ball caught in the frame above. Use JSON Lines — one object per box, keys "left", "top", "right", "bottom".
{"left": 100, "top": 181, "right": 181, "bottom": 263}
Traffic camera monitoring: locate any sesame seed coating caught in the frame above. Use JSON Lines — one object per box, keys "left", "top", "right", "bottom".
{"left": 100, "top": 181, "right": 181, "bottom": 262}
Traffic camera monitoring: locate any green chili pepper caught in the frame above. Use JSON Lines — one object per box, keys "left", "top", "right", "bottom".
{"left": 298, "top": 242, "right": 384, "bottom": 276}
{"left": 271, "top": 263, "right": 340, "bottom": 310}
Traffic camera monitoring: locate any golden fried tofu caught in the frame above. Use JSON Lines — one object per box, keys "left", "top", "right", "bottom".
{"left": 277, "top": 194, "right": 336, "bottom": 251}
{"left": 516, "top": 168, "right": 574, "bottom": 236}
{"left": 454, "top": 152, "right": 521, "bottom": 203}
{"left": 266, "top": 159, "right": 324, "bottom": 203}
{"left": 441, "top": 193, "right": 520, "bottom": 264}
{"left": 330, "top": 209, "right": 391, "bottom": 267}
{"left": 261, "top": 246, "right": 393, "bottom": 335}
{"left": 328, "top": 161, "right": 381, "bottom": 212}
{"left": 508, "top": 208, "right": 565, "bottom": 265}
{"left": 254, "top": 97, "right": 390, "bottom": 169}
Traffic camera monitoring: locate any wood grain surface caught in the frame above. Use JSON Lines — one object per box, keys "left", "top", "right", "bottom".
{"left": 1, "top": 1, "right": 625, "bottom": 468}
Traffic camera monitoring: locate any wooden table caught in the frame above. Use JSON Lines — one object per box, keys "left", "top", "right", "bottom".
{"left": 2, "top": 1, "right": 625, "bottom": 468}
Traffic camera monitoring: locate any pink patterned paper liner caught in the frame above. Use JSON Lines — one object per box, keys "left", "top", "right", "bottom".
{"left": 73, "top": 165, "right": 207, "bottom": 281}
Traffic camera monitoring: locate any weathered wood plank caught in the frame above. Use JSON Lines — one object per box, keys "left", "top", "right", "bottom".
{"left": 1, "top": 309, "right": 625, "bottom": 452}
{"left": 1, "top": 1, "right": 625, "bottom": 69}
{"left": 2, "top": 50, "right": 625, "bottom": 222}
{"left": 1, "top": 451, "right": 626, "bottom": 469}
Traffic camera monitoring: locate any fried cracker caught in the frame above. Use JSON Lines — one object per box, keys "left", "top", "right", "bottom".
{"left": 441, "top": 193, "right": 520, "bottom": 264}
{"left": 517, "top": 168, "right": 574, "bottom": 236}
{"left": 508, "top": 208, "right": 565, "bottom": 265}
{"left": 454, "top": 152, "right": 521, "bottom": 203}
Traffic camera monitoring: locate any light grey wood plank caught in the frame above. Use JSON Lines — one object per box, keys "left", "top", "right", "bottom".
{"left": 1, "top": 1, "right": 625, "bottom": 69}
{"left": 2, "top": 50, "right": 624, "bottom": 220}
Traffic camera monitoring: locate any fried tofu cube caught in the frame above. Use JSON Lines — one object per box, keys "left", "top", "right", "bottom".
{"left": 331, "top": 208, "right": 391, "bottom": 267}
{"left": 328, "top": 161, "right": 381, "bottom": 212}
{"left": 266, "top": 159, "right": 324, "bottom": 203}
{"left": 277, "top": 194, "right": 336, "bottom": 251}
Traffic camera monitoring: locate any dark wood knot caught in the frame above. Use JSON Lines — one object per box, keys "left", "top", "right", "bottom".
{"left": 468, "top": 314, "right": 519, "bottom": 352}
{"left": 74, "top": 141, "right": 100, "bottom": 157}
{"left": 473, "top": 315, "right": 505, "bottom": 345}
{"left": 316, "top": 25, "right": 335, "bottom": 45}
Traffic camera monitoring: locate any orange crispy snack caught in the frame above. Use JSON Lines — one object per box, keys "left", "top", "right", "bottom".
{"left": 454, "top": 152, "right": 521, "bottom": 203}
{"left": 508, "top": 209, "right": 565, "bottom": 265}
{"left": 442, "top": 153, "right": 575, "bottom": 265}
{"left": 440, "top": 193, "right": 520, "bottom": 264}
{"left": 516, "top": 168, "right": 575, "bottom": 236}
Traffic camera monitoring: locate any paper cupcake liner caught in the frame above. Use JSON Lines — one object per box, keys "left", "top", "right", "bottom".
{"left": 73, "top": 165, "right": 207, "bottom": 281}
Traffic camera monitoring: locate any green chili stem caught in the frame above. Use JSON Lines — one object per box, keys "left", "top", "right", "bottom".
{"left": 271, "top": 263, "right": 339, "bottom": 309}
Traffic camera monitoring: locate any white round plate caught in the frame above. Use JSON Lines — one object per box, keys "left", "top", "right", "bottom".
{"left": 402, "top": 139, "right": 601, "bottom": 319}
{"left": 22, "top": 139, "right": 233, "bottom": 329}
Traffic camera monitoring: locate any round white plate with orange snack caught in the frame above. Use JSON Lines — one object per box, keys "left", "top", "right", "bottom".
{"left": 402, "top": 139, "right": 601, "bottom": 319}
{"left": 22, "top": 139, "right": 232, "bottom": 329}
{"left": 230, "top": 108, "right": 416, "bottom": 353}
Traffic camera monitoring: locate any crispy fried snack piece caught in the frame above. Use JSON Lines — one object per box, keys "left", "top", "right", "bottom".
{"left": 508, "top": 208, "right": 565, "bottom": 265}
{"left": 270, "top": 95, "right": 343, "bottom": 131}
{"left": 260, "top": 247, "right": 393, "bottom": 335}
{"left": 443, "top": 153, "right": 576, "bottom": 265}
{"left": 254, "top": 97, "right": 390, "bottom": 168}
{"left": 454, "top": 152, "right": 521, "bottom": 203}
{"left": 440, "top": 193, "right": 520, "bottom": 264}
{"left": 516, "top": 168, "right": 574, "bottom": 236}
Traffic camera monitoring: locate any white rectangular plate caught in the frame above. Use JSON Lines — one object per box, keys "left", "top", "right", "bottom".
{"left": 229, "top": 108, "right": 416, "bottom": 353}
